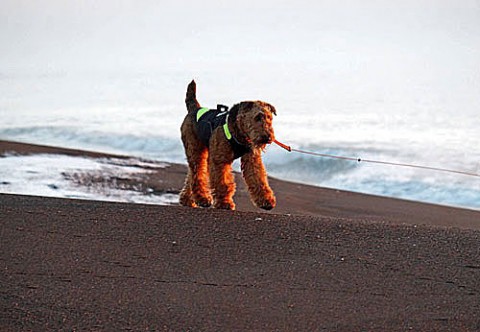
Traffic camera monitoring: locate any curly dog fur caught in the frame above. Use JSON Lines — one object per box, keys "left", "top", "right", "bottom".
{"left": 179, "top": 80, "right": 277, "bottom": 210}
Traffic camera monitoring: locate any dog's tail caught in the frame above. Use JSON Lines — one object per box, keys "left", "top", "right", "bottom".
{"left": 185, "top": 80, "right": 201, "bottom": 113}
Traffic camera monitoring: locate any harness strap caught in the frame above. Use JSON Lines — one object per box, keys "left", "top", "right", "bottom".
{"left": 223, "top": 113, "right": 232, "bottom": 140}
{"left": 196, "top": 107, "right": 210, "bottom": 121}
{"left": 195, "top": 106, "right": 250, "bottom": 158}
{"left": 196, "top": 107, "right": 233, "bottom": 141}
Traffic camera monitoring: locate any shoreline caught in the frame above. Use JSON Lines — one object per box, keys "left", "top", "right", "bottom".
{"left": 1, "top": 139, "right": 479, "bottom": 230}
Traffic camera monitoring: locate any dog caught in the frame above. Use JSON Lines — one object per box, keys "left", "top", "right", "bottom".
{"left": 179, "top": 80, "right": 277, "bottom": 210}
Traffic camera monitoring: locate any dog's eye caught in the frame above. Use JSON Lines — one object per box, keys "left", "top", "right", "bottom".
{"left": 255, "top": 113, "right": 264, "bottom": 122}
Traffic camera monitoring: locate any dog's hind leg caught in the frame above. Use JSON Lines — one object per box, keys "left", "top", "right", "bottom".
{"left": 181, "top": 147, "right": 212, "bottom": 208}
{"left": 192, "top": 148, "right": 212, "bottom": 207}
{"left": 180, "top": 119, "right": 212, "bottom": 208}
{"left": 179, "top": 167, "right": 196, "bottom": 207}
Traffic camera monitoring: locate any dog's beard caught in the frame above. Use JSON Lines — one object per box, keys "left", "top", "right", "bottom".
{"left": 243, "top": 125, "right": 274, "bottom": 148}
{"left": 252, "top": 136, "right": 273, "bottom": 150}
{"left": 253, "top": 133, "right": 274, "bottom": 146}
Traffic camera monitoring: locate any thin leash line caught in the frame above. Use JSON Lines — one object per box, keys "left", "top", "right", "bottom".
{"left": 274, "top": 140, "right": 480, "bottom": 178}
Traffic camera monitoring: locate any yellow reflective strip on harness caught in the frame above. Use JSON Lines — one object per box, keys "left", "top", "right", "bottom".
{"left": 223, "top": 113, "right": 232, "bottom": 140}
{"left": 196, "top": 107, "right": 210, "bottom": 121}
{"left": 223, "top": 122, "right": 232, "bottom": 140}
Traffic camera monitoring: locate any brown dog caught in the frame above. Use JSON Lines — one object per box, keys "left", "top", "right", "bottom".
{"left": 179, "top": 80, "right": 277, "bottom": 210}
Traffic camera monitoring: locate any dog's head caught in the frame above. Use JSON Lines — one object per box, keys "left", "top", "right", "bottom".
{"left": 232, "top": 101, "right": 276, "bottom": 147}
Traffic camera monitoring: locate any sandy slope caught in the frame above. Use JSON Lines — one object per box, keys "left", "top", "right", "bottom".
{"left": 1, "top": 140, "right": 480, "bottom": 330}
{"left": 1, "top": 194, "right": 480, "bottom": 331}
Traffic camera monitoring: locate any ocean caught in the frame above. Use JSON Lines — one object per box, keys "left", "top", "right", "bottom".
{"left": 1, "top": 1, "right": 479, "bottom": 210}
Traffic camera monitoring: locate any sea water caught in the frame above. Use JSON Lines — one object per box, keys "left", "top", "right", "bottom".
{"left": 1, "top": 1, "right": 479, "bottom": 210}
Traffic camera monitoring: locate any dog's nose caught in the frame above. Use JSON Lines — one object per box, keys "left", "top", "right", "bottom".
{"left": 261, "top": 134, "right": 273, "bottom": 144}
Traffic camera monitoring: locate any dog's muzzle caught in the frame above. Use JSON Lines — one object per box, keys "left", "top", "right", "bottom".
{"left": 259, "top": 134, "right": 274, "bottom": 145}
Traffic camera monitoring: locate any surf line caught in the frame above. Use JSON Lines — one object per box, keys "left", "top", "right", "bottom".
{"left": 273, "top": 140, "right": 480, "bottom": 178}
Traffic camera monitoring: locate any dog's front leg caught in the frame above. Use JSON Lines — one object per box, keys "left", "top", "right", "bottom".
{"left": 241, "top": 150, "right": 276, "bottom": 210}
{"left": 208, "top": 131, "right": 237, "bottom": 210}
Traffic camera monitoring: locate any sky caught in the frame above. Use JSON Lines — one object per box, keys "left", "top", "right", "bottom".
{"left": 2, "top": 0, "right": 480, "bottom": 72}
{"left": 1, "top": 0, "right": 480, "bottom": 116}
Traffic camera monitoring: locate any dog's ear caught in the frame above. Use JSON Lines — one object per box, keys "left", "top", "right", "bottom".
{"left": 267, "top": 104, "right": 277, "bottom": 116}
{"left": 229, "top": 103, "right": 240, "bottom": 120}
{"left": 257, "top": 101, "right": 277, "bottom": 116}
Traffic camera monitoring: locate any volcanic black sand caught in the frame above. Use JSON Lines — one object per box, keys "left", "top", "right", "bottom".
{"left": 1, "top": 140, "right": 480, "bottom": 331}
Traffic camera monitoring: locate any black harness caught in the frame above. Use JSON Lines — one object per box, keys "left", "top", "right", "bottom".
{"left": 195, "top": 105, "right": 251, "bottom": 159}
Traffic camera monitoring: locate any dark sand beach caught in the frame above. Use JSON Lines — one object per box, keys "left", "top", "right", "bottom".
{"left": 1, "top": 140, "right": 480, "bottom": 331}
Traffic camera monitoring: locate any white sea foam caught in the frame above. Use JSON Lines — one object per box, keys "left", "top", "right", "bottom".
{"left": 0, "top": 154, "right": 178, "bottom": 205}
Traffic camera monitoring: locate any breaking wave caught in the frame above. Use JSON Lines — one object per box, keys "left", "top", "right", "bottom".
{"left": 1, "top": 124, "right": 479, "bottom": 210}
{"left": 0, "top": 125, "right": 185, "bottom": 161}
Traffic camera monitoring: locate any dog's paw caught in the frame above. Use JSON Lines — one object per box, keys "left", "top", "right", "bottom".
{"left": 191, "top": 192, "right": 212, "bottom": 208}
{"left": 214, "top": 201, "right": 236, "bottom": 210}
{"left": 196, "top": 196, "right": 212, "bottom": 208}
{"left": 259, "top": 202, "right": 274, "bottom": 210}
{"left": 179, "top": 191, "right": 196, "bottom": 207}
{"left": 256, "top": 195, "right": 276, "bottom": 210}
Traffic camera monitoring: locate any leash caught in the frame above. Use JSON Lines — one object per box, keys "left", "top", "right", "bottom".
{"left": 273, "top": 140, "right": 480, "bottom": 178}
